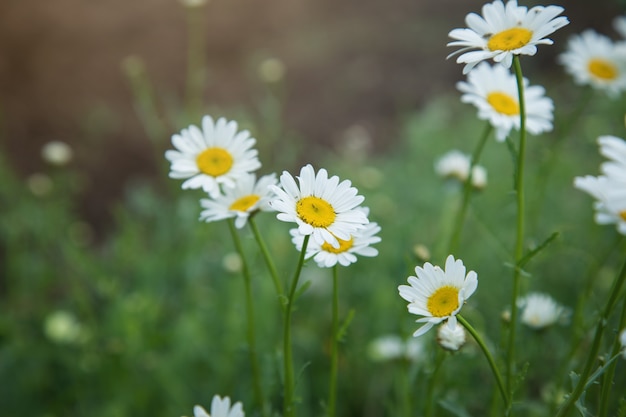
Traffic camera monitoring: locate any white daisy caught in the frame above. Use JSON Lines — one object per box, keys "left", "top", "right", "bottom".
{"left": 199, "top": 173, "right": 277, "bottom": 229}
{"left": 517, "top": 292, "right": 570, "bottom": 330}
{"left": 437, "top": 321, "right": 467, "bottom": 351}
{"left": 457, "top": 62, "right": 554, "bottom": 141}
{"left": 289, "top": 210, "right": 380, "bottom": 267}
{"left": 435, "top": 149, "right": 488, "bottom": 189}
{"left": 165, "top": 116, "right": 262, "bottom": 197}
{"left": 574, "top": 135, "right": 626, "bottom": 235}
{"left": 268, "top": 164, "right": 368, "bottom": 248}
{"left": 193, "top": 395, "right": 244, "bottom": 417}
{"left": 41, "top": 141, "right": 73, "bottom": 166}
{"left": 558, "top": 30, "right": 626, "bottom": 98}
{"left": 447, "top": 0, "right": 569, "bottom": 74}
{"left": 398, "top": 255, "right": 478, "bottom": 337}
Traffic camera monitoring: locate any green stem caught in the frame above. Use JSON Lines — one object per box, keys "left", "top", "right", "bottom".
{"left": 184, "top": 4, "right": 207, "bottom": 119}
{"left": 249, "top": 216, "right": 284, "bottom": 305}
{"left": 227, "top": 219, "right": 266, "bottom": 417}
{"left": 598, "top": 283, "right": 626, "bottom": 417}
{"left": 327, "top": 265, "right": 340, "bottom": 417}
{"left": 556, "top": 256, "right": 626, "bottom": 417}
{"left": 458, "top": 315, "right": 510, "bottom": 410}
{"left": 424, "top": 350, "right": 446, "bottom": 417}
{"left": 283, "top": 234, "right": 310, "bottom": 417}
{"left": 447, "top": 122, "right": 492, "bottom": 254}
{"left": 506, "top": 55, "right": 527, "bottom": 400}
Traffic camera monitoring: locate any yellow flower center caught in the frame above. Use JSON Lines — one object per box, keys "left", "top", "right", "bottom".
{"left": 487, "top": 91, "right": 520, "bottom": 116}
{"left": 321, "top": 236, "right": 354, "bottom": 254}
{"left": 427, "top": 285, "right": 460, "bottom": 318}
{"left": 229, "top": 194, "right": 260, "bottom": 212}
{"left": 487, "top": 27, "right": 533, "bottom": 51}
{"left": 196, "top": 147, "right": 234, "bottom": 177}
{"left": 588, "top": 58, "right": 618, "bottom": 81}
{"left": 296, "top": 196, "right": 336, "bottom": 228}
{"left": 620, "top": 210, "right": 626, "bottom": 222}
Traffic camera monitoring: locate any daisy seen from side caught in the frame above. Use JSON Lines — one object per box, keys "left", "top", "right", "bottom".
{"left": 574, "top": 135, "right": 626, "bottom": 235}
{"left": 165, "top": 116, "right": 262, "bottom": 197}
{"left": 448, "top": 0, "right": 569, "bottom": 74}
{"left": 289, "top": 210, "right": 381, "bottom": 267}
{"left": 193, "top": 395, "right": 244, "bottom": 417}
{"left": 457, "top": 62, "right": 554, "bottom": 141}
{"left": 268, "top": 164, "right": 369, "bottom": 248}
{"left": 199, "top": 173, "right": 277, "bottom": 228}
{"left": 398, "top": 255, "right": 478, "bottom": 337}
{"left": 558, "top": 29, "right": 626, "bottom": 98}
{"left": 435, "top": 149, "right": 488, "bottom": 189}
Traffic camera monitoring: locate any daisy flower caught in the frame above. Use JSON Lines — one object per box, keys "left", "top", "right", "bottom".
{"left": 517, "top": 292, "right": 570, "bottom": 330}
{"left": 193, "top": 395, "right": 244, "bottom": 417}
{"left": 435, "top": 149, "right": 488, "bottom": 189}
{"left": 165, "top": 116, "right": 261, "bottom": 197}
{"left": 437, "top": 321, "right": 467, "bottom": 351}
{"left": 558, "top": 30, "right": 626, "bottom": 98}
{"left": 457, "top": 62, "right": 554, "bottom": 141}
{"left": 290, "top": 214, "right": 381, "bottom": 267}
{"left": 269, "top": 164, "right": 368, "bottom": 248}
{"left": 199, "top": 173, "right": 277, "bottom": 228}
{"left": 574, "top": 135, "right": 626, "bottom": 234}
{"left": 448, "top": 0, "right": 569, "bottom": 74}
{"left": 398, "top": 255, "right": 478, "bottom": 337}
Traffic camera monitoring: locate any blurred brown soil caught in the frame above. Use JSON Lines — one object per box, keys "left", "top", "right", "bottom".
{"left": 0, "top": 0, "right": 620, "bottom": 237}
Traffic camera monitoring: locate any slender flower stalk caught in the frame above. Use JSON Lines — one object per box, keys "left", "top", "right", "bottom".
{"left": 457, "top": 315, "right": 510, "bottom": 410}
{"left": 424, "top": 350, "right": 446, "bottom": 417}
{"left": 598, "top": 294, "right": 626, "bottom": 417}
{"left": 447, "top": 123, "right": 492, "bottom": 254}
{"left": 556, "top": 256, "right": 626, "bottom": 417}
{"left": 327, "top": 265, "right": 340, "bottom": 417}
{"left": 283, "top": 234, "right": 310, "bottom": 417}
{"left": 249, "top": 216, "right": 284, "bottom": 304}
{"left": 506, "top": 55, "right": 527, "bottom": 397}
{"left": 226, "top": 219, "right": 266, "bottom": 417}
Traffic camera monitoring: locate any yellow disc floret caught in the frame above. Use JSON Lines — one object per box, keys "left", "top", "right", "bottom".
{"left": 196, "top": 147, "right": 234, "bottom": 177}
{"left": 488, "top": 27, "right": 533, "bottom": 51}
{"left": 588, "top": 58, "right": 618, "bottom": 81}
{"left": 487, "top": 91, "right": 520, "bottom": 116}
{"left": 427, "top": 285, "right": 460, "bottom": 317}
{"left": 321, "top": 236, "right": 354, "bottom": 254}
{"left": 229, "top": 195, "right": 260, "bottom": 212}
{"left": 620, "top": 210, "right": 626, "bottom": 222}
{"left": 296, "top": 196, "right": 336, "bottom": 228}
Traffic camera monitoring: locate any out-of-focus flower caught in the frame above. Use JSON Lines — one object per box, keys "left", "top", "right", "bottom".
{"left": 42, "top": 141, "right": 73, "bottom": 166}
{"left": 447, "top": 0, "right": 568, "bottom": 74}
{"left": 435, "top": 150, "right": 488, "bottom": 189}
{"left": 27, "top": 173, "right": 53, "bottom": 196}
{"left": 268, "top": 164, "right": 368, "bottom": 249}
{"left": 222, "top": 252, "right": 243, "bottom": 273}
{"left": 44, "top": 310, "right": 84, "bottom": 345}
{"left": 367, "top": 334, "right": 427, "bottom": 362}
{"left": 518, "top": 292, "right": 570, "bottom": 329}
{"left": 619, "top": 328, "right": 626, "bottom": 359}
{"left": 574, "top": 135, "right": 626, "bottom": 234}
{"left": 558, "top": 30, "right": 626, "bottom": 98}
{"left": 258, "top": 58, "right": 286, "bottom": 83}
{"left": 398, "top": 255, "right": 478, "bottom": 337}
{"left": 165, "top": 116, "right": 261, "bottom": 198}
{"left": 290, "top": 208, "right": 380, "bottom": 268}
{"left": 614, "top": 15, "right": 626, "bottom": 39}
{"left": 199, "top": 173, "right": 277, "bottom": 228}
{"left": 437, "top": 321, "right": 467, "bottom": 351}
{"left": 193, "top": 395, "right": 244, "bottom": 417}
{"left": 457, "top": 62, "right": 554, "bottom": 141}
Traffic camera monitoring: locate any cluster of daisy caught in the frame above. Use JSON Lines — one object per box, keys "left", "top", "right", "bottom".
{"left": 574, "top": 135, "right": 626, "bottom": 235}
{"left": 165, "top": 115, "right": 380, "bottom": 265}
{"left": 189, "top": 395, "right": 244, "bottom": 417}
{"left": 559, "top": 18, "right": 626, "bottom": 97}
